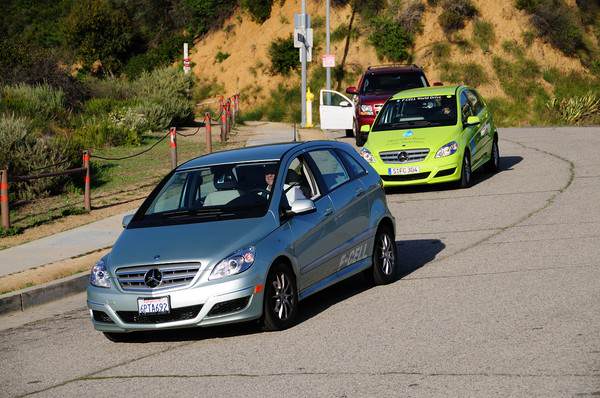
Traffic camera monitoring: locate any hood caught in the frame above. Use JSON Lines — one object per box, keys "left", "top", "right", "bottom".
{"left": 366, "top": 125, "right": 461, "bottom": 152}
{"left": 359, "top": 93, "right": 394, "bottom": 104}
{"left": 108, "top": 213, "right": 278, "bottom": 271}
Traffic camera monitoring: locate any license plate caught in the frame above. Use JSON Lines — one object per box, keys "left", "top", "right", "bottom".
{"left": 388, "top": 166, "right": 420, "bottom": 175}
{"left": 137, "top": 297, "right": 170, "bottom": 315}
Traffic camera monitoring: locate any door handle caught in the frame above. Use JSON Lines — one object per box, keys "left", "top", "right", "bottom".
{"left": 323, "top": 208, "right": 334, "bottom": 217}
{"left": 355, "top": 188, "right": 365, "bottom": 197}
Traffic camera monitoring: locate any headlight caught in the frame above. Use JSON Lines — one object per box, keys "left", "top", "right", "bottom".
{"left": 210, "top": 247, "right": 256, "bottom": 280}
{"left": 90, "top": 258, "right": 111, "bottom": 288}
{"left": 359, "top": 147, "right": 375, "bottom": 163}
{"left": 359, "top": 104, "right": 374, "bottom": 115}
{"left": 435, "top": 141, "right": 459, "bottom": 158}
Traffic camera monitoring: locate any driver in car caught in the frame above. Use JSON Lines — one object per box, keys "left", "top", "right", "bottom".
{"left": 262, "top": 165, "right": 306, "bottom": 206}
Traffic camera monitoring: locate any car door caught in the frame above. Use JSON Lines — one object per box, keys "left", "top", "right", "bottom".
{"left": 283, "top": 153, "right": 338, "bottom": 291}
{"left": 467, "top": 89, "right": 493, "bottom": 167}
{"left": 307, "top": 148, "right": 371, "bottom": 274}
{"left": 460, "top": 90, "right": 483, "bottom": 166}
{"left": 319, "top": 89, "right": 354, "bottom": 130}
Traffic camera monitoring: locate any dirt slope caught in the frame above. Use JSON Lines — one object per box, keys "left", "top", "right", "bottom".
{"left": 190, "top": 0, "right": 589, "bottom": 105}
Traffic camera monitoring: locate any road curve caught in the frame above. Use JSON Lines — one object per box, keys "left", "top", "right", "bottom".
{"left": 1, "top": 127, "right": 599, "bottom": 397}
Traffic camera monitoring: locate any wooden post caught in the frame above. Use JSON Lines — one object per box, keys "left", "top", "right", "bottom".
{"left": 204, "top": 112, "right": 212, "bottom": 153}
{"left": 226, "top": 99, "right": 231, "bottom": 139}
{"left": 169, "top": 127, "right": 177, "bottom": 169}
{"left": 220, "top": 111, "right": 226, "bottom": 142}
{"left": 0, "top": 169, "right": 10, "bottom": 229}
{"left": 83, "top": 151, "right": 91, "bottom": 212}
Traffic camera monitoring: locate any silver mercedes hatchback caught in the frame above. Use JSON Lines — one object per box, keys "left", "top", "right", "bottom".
{"left": 87, "top": 141, "right": 396, "bottom": 340}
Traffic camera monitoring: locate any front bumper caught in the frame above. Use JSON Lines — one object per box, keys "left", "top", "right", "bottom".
{"left": 87, "top": 274, "right": 264, "bottom": 333}
{"left": 371, "top": 156, "right": 462, "bottom": 187}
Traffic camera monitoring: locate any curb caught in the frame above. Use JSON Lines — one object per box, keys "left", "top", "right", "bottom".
{"left": 0, "top": 272, "right": 88, "bottom": 316}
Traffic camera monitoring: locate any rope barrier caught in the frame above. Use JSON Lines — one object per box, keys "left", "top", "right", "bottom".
{"left": 90, "top": 131, "right": 170, "bottom": 161}
{"left": 175, "top": 127, "right": 200, "bottom": 137}
{"left": 28, "top": 159, "right": 72, "bottom": 172}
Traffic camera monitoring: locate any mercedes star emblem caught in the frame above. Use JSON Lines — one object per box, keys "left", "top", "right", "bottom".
{"left": 144, "top": 268, "right": 162, "bottom": 288}
{"left": 397, "top": 151, "right": 408, "bottom": 162}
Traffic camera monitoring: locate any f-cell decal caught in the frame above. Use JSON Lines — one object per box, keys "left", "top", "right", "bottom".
{"left": 339, "top": 242, "right": 369, "bottom": 268}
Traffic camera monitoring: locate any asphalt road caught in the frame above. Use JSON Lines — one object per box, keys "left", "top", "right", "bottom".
{"left": 1, "top": 127, "right": 599, "bottom": 397}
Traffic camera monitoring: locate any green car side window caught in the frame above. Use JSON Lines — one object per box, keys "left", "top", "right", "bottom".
{"left": 466, "top": 90, "right": 484, "bottom": 115}
{"left": 460, "top": 91, "right": 473, "bottom": 125}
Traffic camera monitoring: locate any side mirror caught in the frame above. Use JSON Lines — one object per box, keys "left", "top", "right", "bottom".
{"left": 432, "top": 81, "right": 444, "bottom": 86}
{"left": 465, "top": 115, "right": 481, "bottom": 127}
{"left": 346, "top": 86, "right": 358, "bottom": 95}
{"left": 339, "top": 100, "right": 352, "bottom": 107}
{"left": 287, "top": 199, "right": 316, "bottom": 217}
{"left": 122, "top": 214, "right": 134, "bottom": 228}
{"left": 360, "top": 124, "right": 370, "bottom": 133}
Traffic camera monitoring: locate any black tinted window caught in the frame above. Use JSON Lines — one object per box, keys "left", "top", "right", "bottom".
{"left": 372, "top": 95, "right": 457, "bottom": 131}
{"left": 460, "top": 91, "right": 473, "bottom": 123}
{"left": 336, "top": 149, "right": 366, "bottom": 178}
{"left": 361, "top": 72, "right": 427, "bottom": 95}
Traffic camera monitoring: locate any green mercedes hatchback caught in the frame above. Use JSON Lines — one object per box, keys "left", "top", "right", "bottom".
{"left": 358, "top": 86, "right": 500, "bottom": 188}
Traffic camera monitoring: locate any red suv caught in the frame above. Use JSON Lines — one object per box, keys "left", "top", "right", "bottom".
{"left": 346, "top": 64, "right": 430, "bottom": 146}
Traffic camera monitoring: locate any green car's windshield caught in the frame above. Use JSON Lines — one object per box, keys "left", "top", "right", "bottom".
{"left": 132, "top": 161, "right": 279, "bottom": 227}
{"left": 372, "top": 95, "right": 457, "bottom": 132}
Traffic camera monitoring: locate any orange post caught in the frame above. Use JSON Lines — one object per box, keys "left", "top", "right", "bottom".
{"left": 169, "top": 127, "right": 177, "bottom": 169}
{"left": 218, "top": 96, "right": 224, "bottom": 115}
{"left": 204, "top": 112, "right": 212, "bottom": 153}
{"left": 0, "top": 169, "right": 10, "bottom": 229}
{"left": 225, "top": 99, "right": 232, "bottom": 138}
{"left": 220, "top": 110, "right": 227, "bottom": 142}
{"left": 83, "top": 151, "right": 91, "bottom": 212}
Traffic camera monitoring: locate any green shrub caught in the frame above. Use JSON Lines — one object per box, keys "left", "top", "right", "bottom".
{"left": 432, "top": 42, "right": 451, "bottom": 62}
{"left": 74, "top": 116, "right": 139, "bottom": 147}
{"left": 398, "top": 1, "right": 426, "bottom": 35}
{"left": 439, "top": 62, "right": 488, "bottom": 87}
{"left": 215, "top": 51, "right": 231, "bottom": 63}
{"left": 83, "top": 77, "right": 134, "bottom": 100}
{"left": 331, "top": 23, "right": 361, "bottom": 43}
{"left": 453, "top": 35, "right": 474, "bottom": 54}
{"left": 241, "top": 0, "right": 273, "bottom": 23}
{"left": 0, "top": 114, "right": 80, "bottom": 201}
{"left": 492, "top": 56, "right": 542, "bottom": 102}
{"left": 515, "top": 0, "right": 587, "bottom": 57}
{"left": 438, "top": 0, "right": 478, "bottom": 33}
{"left": 473, "top": 20, "right": 495, "bottom": 52}
{"left": 522, "top": 30, "right": 536, "bottom": 47}
{"left": 83, "top": 98, "right": 132, "bottom": 116}
{"left": 546, "top": 92, "right": 600, "bottom": 124}
{"left": 269, "top": 35, "right": 299, "bottom": 76}
{"left": 64, "top": 0, "right": 134, "bottom": 74}
{"left": 486, "top": 97, "right": 525, "bottom": 126}
{"left": 369, "top": 17, "right": 414, "bottom": 62}
{"left": 0, "top": 83, "right": 65, "bottom": 122}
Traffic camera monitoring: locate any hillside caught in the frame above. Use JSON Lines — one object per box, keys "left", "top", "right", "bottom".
{"left": 190, "top": 0, "right": 600, "bottom": 125}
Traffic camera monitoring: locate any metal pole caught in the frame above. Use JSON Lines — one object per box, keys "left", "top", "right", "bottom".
{"left": 301, "top": 0, "right": 307, "bottom": 128}
{"left": 326, "top": 0, "right": 331, "bottom": 92}
{"left": 0, "top": 169, "right": 10, "bottom": 229}
{"left": 169, "top": 127, "right": 177, "bottom": 169}
{"left": 204, "top": 112, "right": 212, "bottom": 153}
{"left": 83, "top": 151, "right": 91, "bottom": 212}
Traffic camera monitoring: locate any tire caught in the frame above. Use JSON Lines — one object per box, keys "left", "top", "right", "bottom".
{"left": 262, "top": 263, "right": 299, "bottom": 331}
{"left": 103, "top": 332, "right": 138, "bottom": 343}
{"left": 485, "top": 138, "right": 500, "bottom": 173}
{"left": 346, "top": 119, "right": 357, "bottom": 137}
{"left": 371, "top": 226, "right": 398, "bottom": 285}
{"left": 356, "top": 132, "right": 366, "bottom": 147}
{"left": 458, "top": 152, "right": 472, "bottom": 189}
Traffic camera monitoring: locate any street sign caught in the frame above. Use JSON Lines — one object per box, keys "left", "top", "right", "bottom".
{"left": 294, "top": 28, "right": 313, "bottom": 48}
{"left": 322, "top": 54, "right": 335, "bottom": 67}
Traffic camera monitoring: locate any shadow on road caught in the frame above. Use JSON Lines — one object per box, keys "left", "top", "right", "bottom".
{"left": 385, "top": 155, "right": 524, "bottom": 195}
{"left": 117, "top": 239, "right": 444, "bottom": 343}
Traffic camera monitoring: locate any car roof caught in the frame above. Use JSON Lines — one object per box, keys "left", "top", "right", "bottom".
{"left": 390, "top": 85, "right": 462, "bottom": 99}
{"left": 365, "top": 64, "right": 423, "bottom": 75}
{"left": 177, "top": 141, "right": 352, "bottom": 170}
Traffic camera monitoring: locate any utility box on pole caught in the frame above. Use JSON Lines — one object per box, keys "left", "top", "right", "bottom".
{"left": 183, "top": 43, "right": 191, "bottom": 74}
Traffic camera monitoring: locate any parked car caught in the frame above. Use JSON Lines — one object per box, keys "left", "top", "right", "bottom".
{"left": 87, "top": 141, "right": 397, "bottom": 341}
{"left": 319, "top": 64, "right": 430, "bottom": 146}
{"left": 358, "top": 85, "right": 500, "bottom": 188}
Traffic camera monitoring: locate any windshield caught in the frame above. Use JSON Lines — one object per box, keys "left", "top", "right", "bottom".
{"left": 131, "top": 161, "right": 279, "bottom": 227}
{"left": 360, "top": 73, "right": 427, "bottom": 95}
{"left": 371, "top": 95, "right": 457, "bottom": 132}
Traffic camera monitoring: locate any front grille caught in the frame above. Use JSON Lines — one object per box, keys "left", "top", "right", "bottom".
{"left": 115, "top": 263, "right": 201, "bottom": 292}
{"left": 93, "top": 310, "right": 114, "bottom": 324}
{"left": 379, "top": 149, "right": 429, "bottom": 164}
{"left": 117, "top": 304, "right": 204, "bottom": 324}
{"left": 435, "top": 167, "right": 456, "bottom": 178}
{"left": 207, "top": 296, "right": 251, "bottom": 317}
{"left": 381, "top": 172, "right": 430, "bottom": 181}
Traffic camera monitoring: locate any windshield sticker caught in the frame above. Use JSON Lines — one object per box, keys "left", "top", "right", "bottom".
{"left": 401, "top": 96, "right": 443, "bottom": 102}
